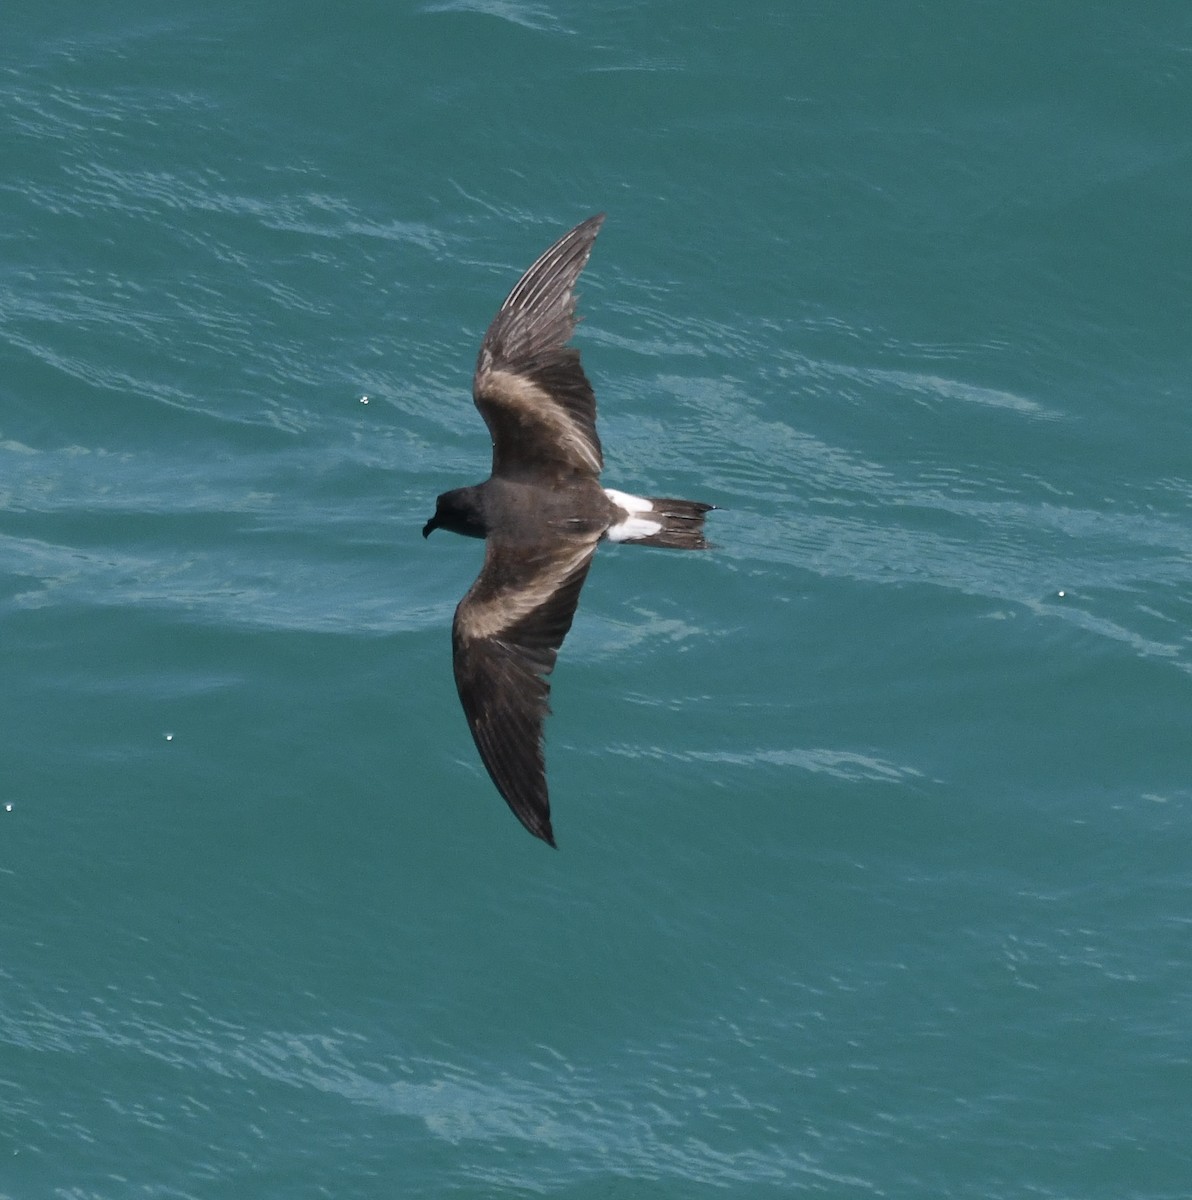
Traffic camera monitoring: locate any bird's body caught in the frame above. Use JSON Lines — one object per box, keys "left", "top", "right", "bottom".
{"left": 423, "top": 215, "right": 713, "bottom": 846}
{"left": 431, "top": 475, "right": 611, "bottom": 543}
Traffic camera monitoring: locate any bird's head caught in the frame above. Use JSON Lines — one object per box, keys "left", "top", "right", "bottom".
{"left": 422, "top": 486, "right": 487, "bottom": 539}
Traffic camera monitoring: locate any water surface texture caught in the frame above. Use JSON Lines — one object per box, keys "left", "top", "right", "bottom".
{"left": 3, "top": 4, "right": 1191, "bottom": 1197}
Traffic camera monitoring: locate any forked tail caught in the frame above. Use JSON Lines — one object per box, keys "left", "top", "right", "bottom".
{"left": 604, "top": 489, "right": 715, "bottom": 550}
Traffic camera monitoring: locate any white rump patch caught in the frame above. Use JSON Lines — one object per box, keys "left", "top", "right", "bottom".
{"left": 604, "top": 488, "right": 663, "bottom": 543}
{"left": 604, "top": 488, "right": 653, "bottom": 514}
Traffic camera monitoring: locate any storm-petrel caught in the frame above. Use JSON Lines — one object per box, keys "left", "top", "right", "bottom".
{"left": 422, "top": 214, "right": 713, "bottom": 846}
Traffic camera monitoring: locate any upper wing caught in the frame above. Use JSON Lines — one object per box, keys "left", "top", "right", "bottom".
{"left": 473, "top": 214, "right": 606, "bottom": 480}
{"left": 451, "top": 534, "right": 600, "bottom": 846}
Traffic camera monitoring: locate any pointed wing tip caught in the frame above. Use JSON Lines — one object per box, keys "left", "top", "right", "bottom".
{"left": 573, "top": 212, "right": 606, "bottom": 250}
{"left": 547, "top": 212, "right": 605, "bottom": 260}
{"left": 515, "top": 806, "right": 557, "bottom": 847}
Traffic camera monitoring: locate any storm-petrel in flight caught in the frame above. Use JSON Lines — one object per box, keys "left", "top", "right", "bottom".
{"left": 422, "top": 214, "right": 713, "bottom": 846}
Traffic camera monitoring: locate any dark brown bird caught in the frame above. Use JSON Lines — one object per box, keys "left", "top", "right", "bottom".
{"left": 423, "top": 215, "right": 713, "bottom": 846}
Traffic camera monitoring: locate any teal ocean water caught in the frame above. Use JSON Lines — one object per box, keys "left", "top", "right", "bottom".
{"left": 3, "top": 4, "right": 1191, "bottom": 1196}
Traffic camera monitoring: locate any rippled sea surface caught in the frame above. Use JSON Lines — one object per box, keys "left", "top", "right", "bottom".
{"left": 3, "top": 4, "right": 1191, "bottom": 1197}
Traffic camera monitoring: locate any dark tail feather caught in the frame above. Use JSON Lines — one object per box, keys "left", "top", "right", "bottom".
{"left": 631, "top": 498, "right": 715, "bottom": 550}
